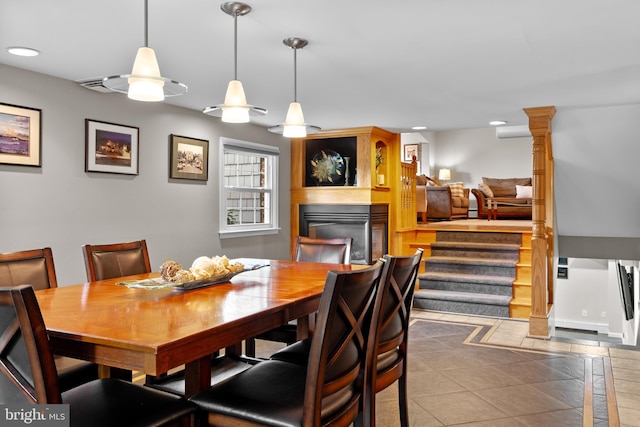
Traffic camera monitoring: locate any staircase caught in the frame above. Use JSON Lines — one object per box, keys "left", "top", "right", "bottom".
{"left": 413, "top": 231, "right": 522, "bottom": 318}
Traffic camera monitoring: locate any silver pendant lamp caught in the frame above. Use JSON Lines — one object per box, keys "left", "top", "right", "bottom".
{"left": 202, "top": 2, "right": 267, "bottom": 123}
{"left": 103, "top": 0, "right": 188, "bottom": 102}
{"left": 268, "top": 37, "right": 320, "bottom": 138}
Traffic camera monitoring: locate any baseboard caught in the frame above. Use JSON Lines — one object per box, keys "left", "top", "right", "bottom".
{"left": 555, "top": 319, "right": 609, "bottom": 334}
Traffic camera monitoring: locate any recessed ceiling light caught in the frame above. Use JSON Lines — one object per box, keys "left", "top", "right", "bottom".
{"left": 489, "top": 120, "right": 507, "bottom": 126}
{"left": 7, "top": 46, "right": 40, "bottom": 57}
{"left": 411, "top": 126, "right": 427, "bottom": 130}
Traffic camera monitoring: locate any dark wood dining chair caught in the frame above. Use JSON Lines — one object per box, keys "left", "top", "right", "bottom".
{"left": 81, "top": 240, "right": 153, "bottom": 381}
{"left": 82, "top": 239, "right": 152, "bottom": 281}
{"left": 244, "top": 236, "right": 353, "bottom": 357}
{"left": 269, "top": 249, "right": 424, "bottom": 427}
{"left": 293, "top": 235, "right": 353, "bottom": 264}
{"left": 365, "top": 249, "right": 423, "bottom": 427}
{"left": 0, "top": 285, "right": 196, "bottom": 425}
{"left": 0, "top": 247, "right": 99, "bottom": 392}
{"left": 188, "top": 259, "right": 389, "bottom": 427}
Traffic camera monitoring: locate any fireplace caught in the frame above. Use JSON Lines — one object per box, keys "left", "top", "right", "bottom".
{"left": 299, "top": 204, "right": 388, "bottom": 265}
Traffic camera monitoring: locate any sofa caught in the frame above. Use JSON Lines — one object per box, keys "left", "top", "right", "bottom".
{"left": 416, "top": 175, "right": 470, "bottom": 221}
{"left": 471, "top": 177, "right": 532, "bottom": 219}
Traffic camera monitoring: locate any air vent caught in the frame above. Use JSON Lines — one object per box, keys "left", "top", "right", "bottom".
{"left": 77, "top": 78, "right": 113, "bottom": 93}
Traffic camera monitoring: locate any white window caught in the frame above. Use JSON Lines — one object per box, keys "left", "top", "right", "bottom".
{"left": 219, "top": 137, "right": 279, "bottom": 239}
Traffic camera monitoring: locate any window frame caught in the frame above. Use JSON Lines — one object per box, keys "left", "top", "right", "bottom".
{"left": 218, "top": 137, "right": 280, "bottom": 239}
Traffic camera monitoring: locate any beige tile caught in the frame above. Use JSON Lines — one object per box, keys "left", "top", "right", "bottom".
{"left": 528, "top": 339, "right": 572, "bottom": 352}
{"left": 618, "top": 406, "right": 640, "bottom": 427}
{"left": 616, "top": 391, "right": 640, "bottom": 410}
{"left": 495, "top": 319, "right": 529, "bottom": 332}
{"left": 610, "top": 347, "right": 640, "bottom": 361}
{"left": 485, "top": 334, "right": 527, "bottom": 347}
{"left": 611, "top": 356, "right": 640, "bottom": 371}
{"left": 613, "top": 367, "right": 640, "bottom": 383}
{"left": 613, "top": 378, "right": 640, "bottom": 394}
{"left": 569, "top": 344, "right": 609, "bottom": 356}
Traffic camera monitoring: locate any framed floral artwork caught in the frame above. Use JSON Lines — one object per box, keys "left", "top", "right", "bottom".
{"left": 85, "top": 119, "right": 139, "bottom": 175}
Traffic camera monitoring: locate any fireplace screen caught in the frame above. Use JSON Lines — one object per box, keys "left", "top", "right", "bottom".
{"left": 300, "top": 204, "right": 388, "bottom": 265}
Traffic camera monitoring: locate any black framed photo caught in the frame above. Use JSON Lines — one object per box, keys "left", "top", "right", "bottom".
{"left": 170, "top": 134, "right": 209, "bottom": 181}
{"left": 0, "top": 102, "right": 42, "bottom": 167}
{"left": 85, "top": 119, "right": 139, "bottom": 175}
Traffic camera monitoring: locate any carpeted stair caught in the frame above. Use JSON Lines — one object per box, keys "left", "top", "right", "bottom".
{"left": 414, "top": 231, "right": 522, "bottom": 317}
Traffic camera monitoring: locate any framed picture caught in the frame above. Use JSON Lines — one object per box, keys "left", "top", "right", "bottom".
{"left": 304, "top": 136, "right": 357, "bottom": 187}
{"left": 404, "top": 144, "right": 419, "bottom": 162}
{"left": 169, "top": 134, "right": 209, "bottom": 181}
{"left": 85, "top": 119, "right": 139, "bottom": 175}
{"left": 0, "top": 102, "right": 42, "bottom": 167}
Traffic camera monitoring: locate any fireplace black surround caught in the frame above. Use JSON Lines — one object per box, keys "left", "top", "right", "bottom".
{"left": 299, "top": 204, "right": 388, "bottom": 265}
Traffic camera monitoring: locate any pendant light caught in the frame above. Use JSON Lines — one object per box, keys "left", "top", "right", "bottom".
{"left": 268, "top": 37, "right": 320, "bottom": 138}
{"left": 103, "top": 0, "right": 187, "bottom": 102}
{"left": 202, "top": 2, "right": 267, "bottom": 123}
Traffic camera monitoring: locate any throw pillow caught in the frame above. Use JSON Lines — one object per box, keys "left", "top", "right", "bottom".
{"left": 416, "top": 175, "right": 428, "bottom": 186}
{"left": 491, "top": 185, "right": 515, "bottom": 197}
{"left": 447, "top": 182, "right": 464, "bottom": 198}
{"left": 478, "top": 183, "right": 494, "bottom": 198}
{"left": 516, "top": 185, "right": 533, "bottom": 198}
{"left": 427, "top": 176, "right": 441, "bottom": 186}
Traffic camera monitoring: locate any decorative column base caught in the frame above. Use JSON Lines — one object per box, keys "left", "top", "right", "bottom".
{"left": 528, "top": 313, "right": 551, "bottom": 338}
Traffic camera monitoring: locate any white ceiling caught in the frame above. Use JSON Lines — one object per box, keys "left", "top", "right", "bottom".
{"left": 2, "top": 0, "right": 640, "bottom": 133}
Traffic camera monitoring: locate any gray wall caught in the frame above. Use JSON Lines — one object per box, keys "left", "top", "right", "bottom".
{"left": 554, "top": 104, "right": 640, "bottom": 260}
{"left": 0, "top": 64, "right": 291, "bottom": 286}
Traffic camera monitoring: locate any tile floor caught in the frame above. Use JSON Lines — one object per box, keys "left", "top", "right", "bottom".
{"left": 253, "top": 309, "right": 640, "bottom": 426}
{"left": 141, "top": 309, "right": 640, "bottom": 426}
{"left": 373, "top": 309, "right": 640, "bottom": 427}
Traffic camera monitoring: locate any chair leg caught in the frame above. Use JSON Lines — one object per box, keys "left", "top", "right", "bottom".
{"left": 398, "top": 374, "right": 409, "bottom": 427}
{"left": 244, "top": 338, "right": 256, "bottom": 357}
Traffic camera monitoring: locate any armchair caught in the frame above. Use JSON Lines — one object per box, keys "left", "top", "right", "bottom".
{"left": 426, "top": 185, "right": 470, "bottom": 220}
{"left": 416, "top": 175, "right": 469, "bottom": 221}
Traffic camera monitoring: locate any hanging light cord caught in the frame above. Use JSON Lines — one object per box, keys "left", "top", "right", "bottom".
{"left": 292, "top": 47, "right": 298, "bottom": 102}
{"left": 233, "top": 11, "right": 238, "bottom": 80}
{"left": 143, "top": 0, "right": 149, "bottom": 47}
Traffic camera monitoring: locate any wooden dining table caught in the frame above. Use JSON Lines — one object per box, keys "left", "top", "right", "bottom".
{"left": 35, "top": 258, "right": 357, "bottom": 396}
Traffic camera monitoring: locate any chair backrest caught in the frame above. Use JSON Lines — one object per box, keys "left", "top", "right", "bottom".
{"left": 293, "top": 236, "right": 352, "bottom": 264}
{"left": 364, "top": 249, "right": 423, "bottom": 423}
{"left": 82, "top": 240, "right": 151, "bottom": 281}
{"left": 303, "top": 259, "right": 389, "bottom": 426}
{"left": 0, "top": 248, "right": 57, "bottom": 290}
{"left": 0, "top": 285, "right": 62, "bottom": 404}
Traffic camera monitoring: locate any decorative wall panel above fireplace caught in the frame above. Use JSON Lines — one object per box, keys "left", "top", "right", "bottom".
{"left": 304, "top": 136, "right": 357, "bottom": 186}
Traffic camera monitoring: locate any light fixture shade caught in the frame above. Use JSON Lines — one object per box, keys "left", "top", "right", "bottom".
{"left": 221, "top": 80, "right": 251, "bottom": 123}
{"left": 439, "top": 168, "right": 451, "bottom": 181}
{"left": 127, "top": 47, "right": 165, "bottom": 101}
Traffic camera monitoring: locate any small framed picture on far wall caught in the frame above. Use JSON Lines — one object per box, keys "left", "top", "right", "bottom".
{"left": 404, "top": 144, "right": 419, "bottom": 161}
{"left": 169, "top": 134, "right": 209, "bottom": 181}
